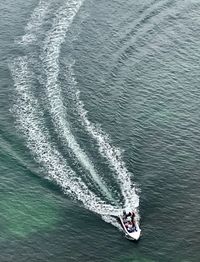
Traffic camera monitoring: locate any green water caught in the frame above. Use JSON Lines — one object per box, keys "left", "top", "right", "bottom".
{"left": 0, "top": 0, "right": 200, "bottom": 261}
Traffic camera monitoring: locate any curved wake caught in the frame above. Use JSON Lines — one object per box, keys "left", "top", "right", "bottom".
{"left": 41, "top": 0, "right": 115, "bottom": 202}
{"left": 65, "top": 63, "right": 139, "bottom": 210}
{"left": 11, "top": 0, "right": 140, "bottom": 228}
{"left": 10, "top": 57, "right": 119, "bottom": 216}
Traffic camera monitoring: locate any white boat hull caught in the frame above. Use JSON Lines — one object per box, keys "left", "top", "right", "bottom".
{"left": 119, "top": 216, "right": 141, "bottom": 241}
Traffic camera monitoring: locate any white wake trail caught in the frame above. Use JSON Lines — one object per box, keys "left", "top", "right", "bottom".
{"left": 10, "top": 0, "right": 140, "bottom": 229}
{"left": 65, "top": 63, "right": 140, "bottom": 210}
{"left": 41, "top": 0, "right": 114, "bottom": 202}
{"left": 10, "top": 57, "right": 120, "bottom": 218}
{"left": 19, "top": 0, "right": 50, "bottom": 45}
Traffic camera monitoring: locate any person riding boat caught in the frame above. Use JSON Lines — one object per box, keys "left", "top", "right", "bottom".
{"left": 123, "top": 210, "right": 137, "bottom": 232}
{"left": 123, "top": 210, "right": 135, "bottom": 221}
{"left": 126, "top": 221, "right": 136, "bottom": 233}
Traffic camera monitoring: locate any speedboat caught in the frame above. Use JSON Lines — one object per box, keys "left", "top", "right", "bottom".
{"left": 119, "top": 210, "right": 141, "bottom": 241}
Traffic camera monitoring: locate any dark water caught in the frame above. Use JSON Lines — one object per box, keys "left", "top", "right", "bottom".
{"left": 0, "top": 0, "right": 200, "bottom": 261}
